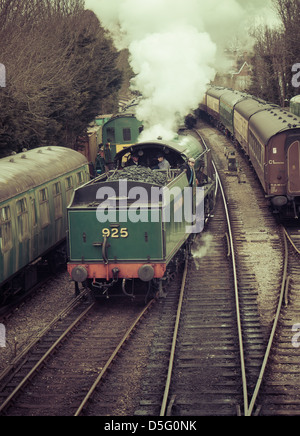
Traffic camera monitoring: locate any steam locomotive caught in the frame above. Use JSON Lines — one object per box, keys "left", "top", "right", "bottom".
{"left": 67, "top": 133, "right": 216, "bottom": 300}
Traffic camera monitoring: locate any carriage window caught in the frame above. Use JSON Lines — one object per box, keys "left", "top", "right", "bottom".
{"left": 31, "top": 198, "right": 37, "bottom": 228}
{"left": 123, "top": 128, "right": 131, "bottom": 141}
{"left": 53, "top": 182, "right": 63, "bottom": 220}
{"left": 0, "top": 206, "right": 12, "bottom": 252}
{"left": 39, "top": 188, "right": 50, "bottom": 228}
{"left": 65, "top": 176, "right": 73, "bottom": 191}
{"left": 76, "top": 171, "right": 83, "bottom": 186}
{"left": 16, "top": 198, "right": 29, "bottom": 240}
{"left": 65, "top": 176, "right": 74, "bottom": 205}
{"left": 249, "top": 131, "right": 263, "bottom": 165}
{"left": 106, "top": 127, "right": 115, "bottom": 143}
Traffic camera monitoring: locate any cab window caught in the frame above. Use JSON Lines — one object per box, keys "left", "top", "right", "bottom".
{"left": 123, "top": 128, "right": 131, "bottom": 141}
{"left": 106, "top": 127, "right": 115, "bottom": 143}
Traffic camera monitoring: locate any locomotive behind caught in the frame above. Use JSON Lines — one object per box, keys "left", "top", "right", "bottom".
{"left": 0, "top": 147, "right": 90, "bottom": 305}
{"left": 67, "top": 133, "right": 216, "bottom": 301}
{"left": 200, "top": 86, "right": 300, "bottom": 217}
{"left": 101, "top": 105, "right": 144, "bottom": 167}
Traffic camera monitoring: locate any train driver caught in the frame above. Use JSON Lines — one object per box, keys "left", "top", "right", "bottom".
{"left": 125, "top": 152, "right": 140, "bottom": 167}
{"left": 156, "top": 153, "right": 171, "bottom": 170}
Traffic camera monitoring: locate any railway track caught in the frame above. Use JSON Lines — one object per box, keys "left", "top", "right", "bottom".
{"left": 93, "top": 126, "right": 290, "bottom": 417}
{"left": 74, "top": 299, "right": 154, "bottom": 416}
{"left": 160, "top": 181, "right": 248, "bottom": 416}
{"left": 198, "top": 124, "right": 300, "bottom": 416}
{"left": 0, "top": 290, "right": 154, "bottom": 416}
{"left": 251, "top": 227, "right": 300, "bottom": 416}
{"left": 0, "top": 290, "right": 93, "bottom": 415}
{"left": 135, "top": 143, "right": 250, "bottom": 416}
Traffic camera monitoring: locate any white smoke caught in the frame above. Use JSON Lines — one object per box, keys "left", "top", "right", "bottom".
{"left": 130, "top": 28, "right": 216, "bottom": 140}
{"left": 192, "top": 233, "right": 214, "bottom": 270}
{"left": 85, "top": 0, "right": 277, "bottom": 140}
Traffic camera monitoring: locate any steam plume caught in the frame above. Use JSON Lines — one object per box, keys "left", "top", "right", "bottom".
{"left": 85, "top": 0, "right": 277, "bottom": 140}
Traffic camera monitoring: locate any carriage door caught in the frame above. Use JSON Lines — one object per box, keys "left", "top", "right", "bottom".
{"left": 30, "top": 196, "right": 39, "bottom": 259}
{"left": 288, "top": 141, "right": 300, "bottom": 194}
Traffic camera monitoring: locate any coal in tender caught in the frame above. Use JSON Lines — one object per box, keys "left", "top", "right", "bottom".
{"left": 108, "top": 166, "right": 168, "bottom": 186}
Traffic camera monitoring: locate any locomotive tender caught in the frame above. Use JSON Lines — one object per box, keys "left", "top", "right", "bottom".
{"left": 67, "top": 134, "right": 216, "bottom": 300}
{"left": 200, "top": 86, "right": 300, "bottom": 217}
{"left": 0, "top": 147, "right": 90, "bottom": 305}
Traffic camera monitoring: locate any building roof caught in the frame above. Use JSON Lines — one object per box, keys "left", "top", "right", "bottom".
{"left": 231, "top": 61, "right": 252, "bottom": 77}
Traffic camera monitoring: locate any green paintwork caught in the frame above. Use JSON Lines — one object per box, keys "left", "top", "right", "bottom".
{"left": 219, "top": 91, "right": 249, "bottom": 134}
{"left": 68, "top": 209, "right": 163, "bottom": 262}
{"left": 102, "top": 114, "right": 144, "bottom": 159}
{"left": 68, "top": 173, "right": 193, "bottom": 264}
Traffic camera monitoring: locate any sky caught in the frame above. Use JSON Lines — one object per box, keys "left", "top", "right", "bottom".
{"left": 85, "top": 0, "right": 280, "bottom": 140}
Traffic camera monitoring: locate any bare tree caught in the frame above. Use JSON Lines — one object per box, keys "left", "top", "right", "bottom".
{"left": 0, "top": 1, "right": 122, "bottom": 156}
{"left": 250, "top": 25, "right": 288, "bottom": 105}
{"left": 249, "top": 0, "right": 300, "bottom": 105}
{"left": 273, "top": 0, "right": 300, "bottom": 99}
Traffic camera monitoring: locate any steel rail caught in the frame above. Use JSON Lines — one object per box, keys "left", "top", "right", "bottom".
{"left": 74, "top": 298, "right": 155, "bottom": 416}
{"left": 212, "top": 161, "right": 249, "bottom": 415}
{"left": 283, "top": 227, "right": 300, "bottom": 254}
{"left": 246, "top": 227, "right": 289, "bottom": 416}
{"left": 160, "top": 256, "right": 189, "bottom": 416}
{"left": 196, "top": 129, "right": 248, "bottom": 414}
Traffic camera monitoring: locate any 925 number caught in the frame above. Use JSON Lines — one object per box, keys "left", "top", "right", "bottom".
{"left": 102, "top": 228, "right": 129, "bottom": 239}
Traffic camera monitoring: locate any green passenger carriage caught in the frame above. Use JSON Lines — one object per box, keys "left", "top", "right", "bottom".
{"left": 0, "top": 146, "right": 90, "bottom": 304}
{"left": 219, "top": 90, "right": 250, "bottom": 136}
